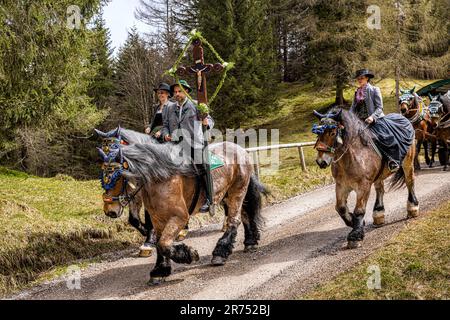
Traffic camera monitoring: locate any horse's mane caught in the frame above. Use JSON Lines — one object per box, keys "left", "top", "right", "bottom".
{"left": 118, "top": 129, "right": 197, "bottom": 183}
{"left": 120, "top": 128, "right": 154, "bottom": 145}
{"left": 438, "top": 91, "right": 450, "bottom": 114}
{"left": 329, "top": 107, "right": 375, "bottom": 146}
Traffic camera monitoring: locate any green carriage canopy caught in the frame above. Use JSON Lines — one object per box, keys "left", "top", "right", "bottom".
{"left": 417, "top": 79, "right": 450, "bottom": 97}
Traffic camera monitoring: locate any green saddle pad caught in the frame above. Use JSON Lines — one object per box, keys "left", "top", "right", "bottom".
{"left": 209, "top": 151, "right": 225, "bottom": 171}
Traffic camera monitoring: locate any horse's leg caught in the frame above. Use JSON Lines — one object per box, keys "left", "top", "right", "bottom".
{"left": 148, "top": 238, "right": 172, "bottom": 286}
{"left": 211, "top": 189, "right": 247, "bottom": 266}
{"left": 443, "top": 140, "right": 448, "bottom": 171}
{"left": 347, "top": 185, "right": 370, "bottom": 249}
{"left": 429, "top": 138, "right": 437, "bottom": 168}
{"left": 415, "top": 139, "right": 422, "bottom": 170}
{"left": 222, "top": 202, "right": 229, "bottom": 232}
{"left": 157, "top": 215, "right": 199, "bottom": 265}
{"left": 372, "top": 180, "right": 386, "bottom": 226}
{"left": 129, "top": 197, "right": 155, "bottom": 257}
{"left": 144, "top": 209, "right": 157, "bottom": 245}
{"left": 404, "top": 145, "right": 420, "bottom": 218}
{"left": 128, "top": 201, "right": 148, "bottom": 237}
{"left": 335, "top": 183, "right": 352, "bottom": 227}
{"left": 176, "top": 222, "right": 189, "bottom": 241}
{"left": 424, "top": 139, "right": 430, "bottom": 166}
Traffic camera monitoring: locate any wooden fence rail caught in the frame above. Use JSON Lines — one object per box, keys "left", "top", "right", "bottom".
{"left": 246, "top": 141, "right": 316, "bottom": 178}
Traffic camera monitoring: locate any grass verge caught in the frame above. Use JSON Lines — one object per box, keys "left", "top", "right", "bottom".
{"left": 303, "top": 201, "right": 450, "bottom": 300}
{"left": 0, "top": 167, "right": 141, "bottom": 297}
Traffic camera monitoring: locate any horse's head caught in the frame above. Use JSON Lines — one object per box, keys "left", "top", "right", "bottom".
{"left": 399, "top": 87, "right": 416, "bottom": 115}
{"left": 428, "top": 94, "right": 444, "bottom": 127}
{"left": 312, "top": 109, "right": 343, "bottom": 169}
{"left": 100, "top": 160, "right": 128, "bottom": 218}
{"left": 96, "top": 128, "right": 131, "bottom": 219}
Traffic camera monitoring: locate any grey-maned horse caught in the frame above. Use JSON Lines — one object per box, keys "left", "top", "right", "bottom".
{"left": 313, "top": 108, "right": 418, "bottom": 249}
{"left": 96, "top": 128, "right": 267, "bottom": 284}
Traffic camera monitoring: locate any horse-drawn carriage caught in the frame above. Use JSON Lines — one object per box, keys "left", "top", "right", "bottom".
{"left": 400, "top": 79, "right": 450, "bottom": 170}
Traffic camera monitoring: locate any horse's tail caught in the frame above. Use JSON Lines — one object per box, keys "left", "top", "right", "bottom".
{"left": 243, "top": 175, "right": 269, "bottom": 236}
{"left": 389, "top": 167, "right": 406, "bottom": 191}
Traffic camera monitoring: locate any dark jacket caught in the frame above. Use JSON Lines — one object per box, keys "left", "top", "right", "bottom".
{"left": 160, "top": 98, "right": 214, "bottom": 149}
{"left": 150, "top": 100, "right": 176, "bottom": 132}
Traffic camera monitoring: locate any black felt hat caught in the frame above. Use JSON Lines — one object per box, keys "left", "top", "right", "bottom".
{"left": 153, "top": 82, "right": 173, "bottom": 97}
{"left": 354, "top": 69, "right": 375, "bottom": 79}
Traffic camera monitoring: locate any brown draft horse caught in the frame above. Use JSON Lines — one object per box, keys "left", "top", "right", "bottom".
{"left": 96, "top": 128, "right": 186, "bottom": 257}
{"left": 399, "top": 88, "right": 432, "bottom": 170}
{"left": 96, "top": 128, "right": 267, "bottom": 284}
{"left": 433, "top": 118, "right": 450, "bottom": 171}
{"left": 428, "top": 92, "right": 450, "bottom": 169}
{"left": 313, "top": 108, "right": 418, "bottom": 249}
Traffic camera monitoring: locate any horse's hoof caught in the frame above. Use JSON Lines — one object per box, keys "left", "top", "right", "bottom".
{"left": 139, "top": 244, "right": 154, "bottom": 257}
{"left": 372, "top": 211, "right": 385, "bottom": 227}
{"left": 407, "top": 210, "right": 419, "bottom": 219}
{"left": 347, "top": 241, "right": 362, "bottom": 249}
{"left": 176, "top": 229, "right": 189, "bottom": 241}
{"left": 190, "top": 248, "right": 200, "bottom": 263}
{"left": 244, "top": 245, "right": 258, "bottom": 252}
{"left": 407, "top": 203, "right": 419, "bottom": 219}
{"left": 147, "top": 277, "right": 166, "bottom": 286}
{"left": 222, "top": 221, "right": 228, "bottom": 232}
{"left": 211, "top": 256, "right": 227, "bottom": 266}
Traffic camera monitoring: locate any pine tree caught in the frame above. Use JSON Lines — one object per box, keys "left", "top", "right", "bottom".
{"left": 88, "top": 11, "right": 114, "bottom": 109}
{"left": 172, "top": 0, "right": 280, "bottom": 128}
{"left": 135, "top": 0, "right": 180, "bottom": 59}
{"left": 0, "top": 0, "right": 106, "bottom": 176}
{"left": 305, "top": 0, "right": 370, "bottom": 106}
{"left": 110, "top": 28, "right": 167, "bottom": 131}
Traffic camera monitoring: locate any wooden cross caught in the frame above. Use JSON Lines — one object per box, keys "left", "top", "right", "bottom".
{"left": 176, "top": 39, "right": 224, "bottom": 111}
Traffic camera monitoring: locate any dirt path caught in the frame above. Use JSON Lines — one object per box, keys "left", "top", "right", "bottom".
{"left": 11, "top": 167, "right": 450, "bottom": 300}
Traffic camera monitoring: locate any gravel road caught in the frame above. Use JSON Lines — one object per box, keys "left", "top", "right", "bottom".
{"left": 11, "top": 166, "right": 450, "bottom": 300}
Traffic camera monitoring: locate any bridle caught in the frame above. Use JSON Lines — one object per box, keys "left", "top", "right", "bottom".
{"left": 312, "top": 119, "right": 348, "bottom": 163}
{"left": 400, "top": 93, "right": 426, "bottom": 125}
{"left": 313, "top": 117, "right": 372, "bottom": 164}
{"left": 99, "top": 137, "right": 143, "bottom": 208}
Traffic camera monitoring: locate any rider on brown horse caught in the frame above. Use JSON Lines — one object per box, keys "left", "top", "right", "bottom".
{"left": 161, "top": 79, "right": 215, "bottom": 213}
{"left": 350, "top": 69, "right": 414, "bottom": 172}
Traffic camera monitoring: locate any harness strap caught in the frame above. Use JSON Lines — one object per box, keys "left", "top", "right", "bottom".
{"left": 107, "top": 181, "right": 144, "bottom": 207}
{"left": 314, "top": 140, "right": 335, "bottom": 153}
{"left": 368, "top": 139, "right": 383, "bottom": 159}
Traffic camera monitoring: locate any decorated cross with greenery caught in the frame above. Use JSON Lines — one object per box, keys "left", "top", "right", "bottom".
{"left": 166, "top": 30, "right": 234, "bottom": 116}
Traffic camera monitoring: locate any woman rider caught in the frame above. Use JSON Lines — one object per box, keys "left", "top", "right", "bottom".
{"left": 350, "top": 69, "right": 414, "bottom": 172}
{"left": 145, "top": 82, "right": 176, "bottom": 142}
{"left": 141, "top": 83, "right": 177, "bottom": 250}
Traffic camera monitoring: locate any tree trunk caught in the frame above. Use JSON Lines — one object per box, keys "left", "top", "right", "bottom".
{"left": 282, "top": 23, "right": 288, "bottom": 82}
{"left": 335, "top": 79, "right": 344, "bottom": 106}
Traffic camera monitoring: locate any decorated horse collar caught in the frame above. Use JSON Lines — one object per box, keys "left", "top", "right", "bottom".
{"left": 401, "top": 94, "right": 425, "bottom": 125}
{"left": 408, "top": 101, "right": 426, "bottom": 125}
